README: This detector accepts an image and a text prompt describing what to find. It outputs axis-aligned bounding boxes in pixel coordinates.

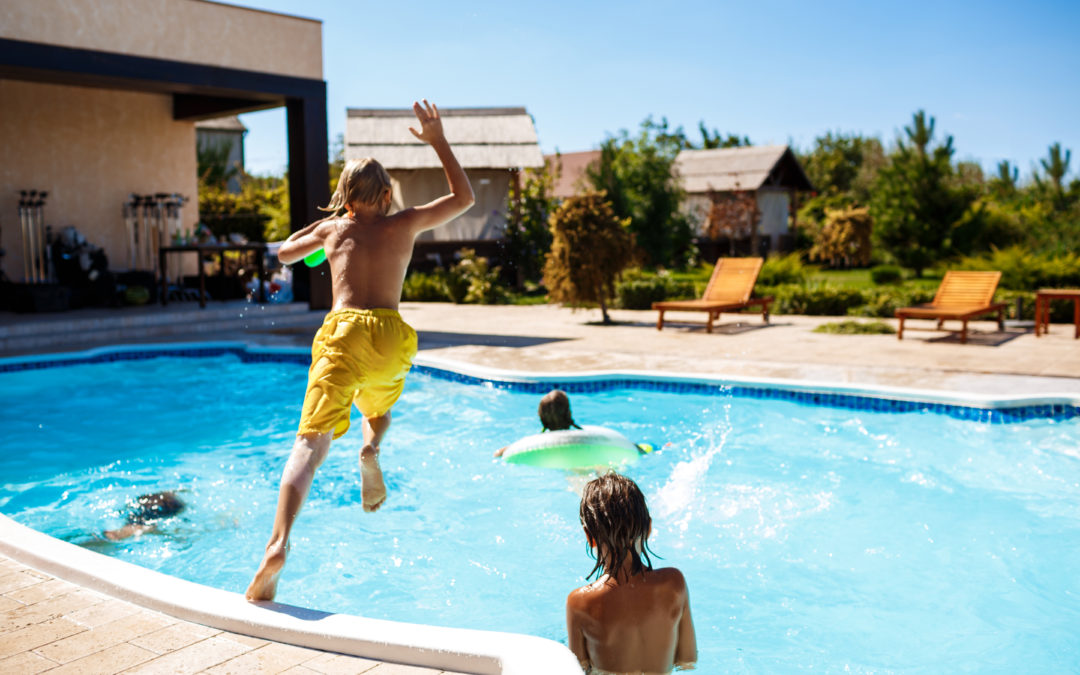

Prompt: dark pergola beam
[174,94,281,121]
[286,93,332,309]
[0,38,324,101]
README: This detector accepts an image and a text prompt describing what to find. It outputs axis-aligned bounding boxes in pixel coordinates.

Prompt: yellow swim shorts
[297,308,418,439]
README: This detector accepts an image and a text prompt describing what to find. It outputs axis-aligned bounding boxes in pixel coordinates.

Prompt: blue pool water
[2,350,1080,672]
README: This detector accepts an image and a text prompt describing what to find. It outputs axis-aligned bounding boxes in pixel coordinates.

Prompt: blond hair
[321,158,392,216]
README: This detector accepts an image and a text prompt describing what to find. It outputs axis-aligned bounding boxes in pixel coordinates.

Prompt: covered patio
[1,0,332,309]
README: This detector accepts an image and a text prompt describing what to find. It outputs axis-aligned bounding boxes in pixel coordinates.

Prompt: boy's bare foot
[246,541,286,602]
[360,446,387,512]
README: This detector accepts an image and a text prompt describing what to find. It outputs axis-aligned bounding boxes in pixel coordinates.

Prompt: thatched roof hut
[346,107,543,248]
[674,145,813,255]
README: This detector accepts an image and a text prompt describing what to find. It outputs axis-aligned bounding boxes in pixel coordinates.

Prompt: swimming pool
[1,343,1079,672]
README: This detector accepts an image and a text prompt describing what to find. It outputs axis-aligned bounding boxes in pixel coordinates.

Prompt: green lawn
[811,269,942,290]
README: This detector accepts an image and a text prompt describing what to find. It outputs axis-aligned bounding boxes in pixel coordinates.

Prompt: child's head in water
[579,473,656,581]
[126,491,185,525]
[539,389,582,431]
[321,157,392,217]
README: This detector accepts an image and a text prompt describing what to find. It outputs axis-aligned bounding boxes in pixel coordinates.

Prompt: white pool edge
[0,515,581,674]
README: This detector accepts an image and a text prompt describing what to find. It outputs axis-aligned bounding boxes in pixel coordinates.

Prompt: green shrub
[953,246,1080,290]
[452,248,508,304]
[758,253,812,286]
[615,272,696,309]
[764,284,868,316]
[401,271,453,302]
[813,320,896,335]
[402,249,510,304]
[870,264,903,285]
[441,269,470,304]
[997,290,1074,322]
[851,286,936,318]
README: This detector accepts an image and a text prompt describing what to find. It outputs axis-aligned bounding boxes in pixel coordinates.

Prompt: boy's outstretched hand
[408,99,446,145]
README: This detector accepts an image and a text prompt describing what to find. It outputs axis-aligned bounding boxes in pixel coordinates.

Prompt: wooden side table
[1034,288,1080,338]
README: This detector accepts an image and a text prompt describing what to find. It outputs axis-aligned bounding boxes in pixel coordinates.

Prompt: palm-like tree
[1039,142,1071,191]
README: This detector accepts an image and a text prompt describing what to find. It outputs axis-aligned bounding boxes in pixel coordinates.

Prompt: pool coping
[4,340,1077,417]
[2,340,1079,674]
[0,515,580,674]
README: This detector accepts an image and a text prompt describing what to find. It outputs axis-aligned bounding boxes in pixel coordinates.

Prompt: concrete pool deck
[1,300,1078,673]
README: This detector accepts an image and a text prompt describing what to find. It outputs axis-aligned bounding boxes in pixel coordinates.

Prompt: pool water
[2,353,1079,672]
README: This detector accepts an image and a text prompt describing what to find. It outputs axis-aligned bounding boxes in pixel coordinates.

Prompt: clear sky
[227,0,1079,183]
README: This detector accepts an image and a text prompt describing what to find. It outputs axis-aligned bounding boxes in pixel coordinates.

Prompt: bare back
[275,100,474,311]
[314,210,426,311]
[566,567,695,674]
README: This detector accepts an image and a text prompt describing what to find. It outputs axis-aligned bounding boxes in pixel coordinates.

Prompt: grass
[811,268,943,290]
[813,320,896,335]
[506,293,549,306]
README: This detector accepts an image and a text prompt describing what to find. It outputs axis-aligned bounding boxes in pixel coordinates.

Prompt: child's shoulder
[566,577,608,607]
[647,566,688,589]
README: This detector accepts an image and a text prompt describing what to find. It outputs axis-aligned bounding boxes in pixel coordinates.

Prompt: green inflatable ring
[501,426,642,470]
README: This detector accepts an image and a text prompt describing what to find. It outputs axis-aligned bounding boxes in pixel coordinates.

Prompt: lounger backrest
[932,270,1002,308]
[703,257,764,303]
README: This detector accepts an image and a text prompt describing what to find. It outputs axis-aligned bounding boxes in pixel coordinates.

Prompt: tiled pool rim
[2,341,1079,674]
[2,341,1078,423]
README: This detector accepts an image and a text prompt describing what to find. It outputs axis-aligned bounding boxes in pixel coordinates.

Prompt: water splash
[654,403,733,532]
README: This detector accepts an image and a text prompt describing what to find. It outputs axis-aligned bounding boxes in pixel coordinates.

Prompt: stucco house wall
[0,80,198,279]
[2,0,322,79]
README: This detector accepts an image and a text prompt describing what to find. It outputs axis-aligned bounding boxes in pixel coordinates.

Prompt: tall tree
[196,139,239,190]
[1039,142,1071,191]
[989,160,1019,197]
[870,110,976,277]
[695,121,750,149]
[543,192,634,325]
[586,117,694,268]
[801,132,883,198]
[504,161,558,286]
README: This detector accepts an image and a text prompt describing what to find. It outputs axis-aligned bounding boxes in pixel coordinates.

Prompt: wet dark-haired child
[566,473,696,674]
[494,389,582,457]
[495,390,656,460]
[104,491,186,541]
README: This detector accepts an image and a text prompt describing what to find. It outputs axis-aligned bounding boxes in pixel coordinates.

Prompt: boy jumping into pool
[567,472,696,673]
[246,100,474,602]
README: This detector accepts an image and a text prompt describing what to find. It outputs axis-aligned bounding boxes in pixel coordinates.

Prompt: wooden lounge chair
[653,257,773,333]
[895,270,1007,344]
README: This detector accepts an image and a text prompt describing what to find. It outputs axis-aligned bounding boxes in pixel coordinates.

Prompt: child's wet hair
[539,389,581,431]
[320,157,392,216]
[579,472,656,581]
[125,491,185,525]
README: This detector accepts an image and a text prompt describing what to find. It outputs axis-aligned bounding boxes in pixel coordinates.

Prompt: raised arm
[404,100,475,232]
[276,216,331,265]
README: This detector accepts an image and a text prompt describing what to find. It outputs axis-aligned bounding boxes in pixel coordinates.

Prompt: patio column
[286,91,331,309]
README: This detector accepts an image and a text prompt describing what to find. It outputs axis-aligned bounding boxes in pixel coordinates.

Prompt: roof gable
[545,150,601,198]
[674,145,813,193]
[345,106,544,170]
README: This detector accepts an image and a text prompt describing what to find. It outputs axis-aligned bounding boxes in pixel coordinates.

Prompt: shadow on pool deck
[418,331,572,349]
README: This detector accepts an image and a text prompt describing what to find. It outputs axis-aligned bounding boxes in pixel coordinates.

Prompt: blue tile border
[406,366,1080,423]
[2,344,1078,424]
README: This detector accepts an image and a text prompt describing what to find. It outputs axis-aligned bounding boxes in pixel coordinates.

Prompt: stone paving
[1,300,1078,673]
[0,554,465,674]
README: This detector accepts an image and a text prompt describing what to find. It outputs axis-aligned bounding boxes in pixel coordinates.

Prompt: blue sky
[228,0,1079,183]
